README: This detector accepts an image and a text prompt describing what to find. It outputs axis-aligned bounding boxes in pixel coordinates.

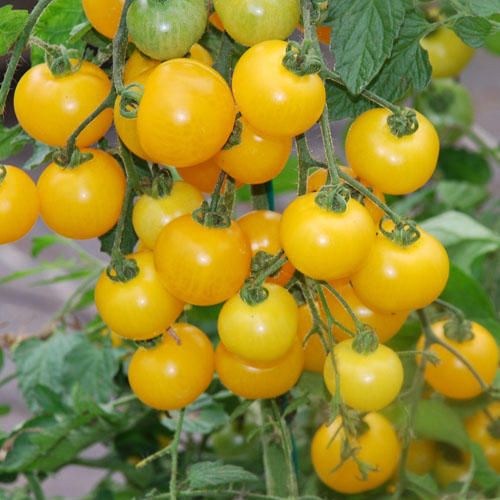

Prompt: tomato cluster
[1,0,498,496]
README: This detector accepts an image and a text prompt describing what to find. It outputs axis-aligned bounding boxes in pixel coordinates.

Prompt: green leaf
[331,0,405,94]
[405,472,439,499]
[31,0,87,65]
[329,10,431,119]
[187,461,258,489]
[0,257,74,285]
[467,0,500,17]
[23,142,53,170]
[0,124,32,161]
[421,211,500,274]
[414,399,470,450]
[0,6,28,56]
[436,180,488,212]
[453,17,493,48]
[470,442,500,490]
[438,147,491,185]
[31,235,63,258]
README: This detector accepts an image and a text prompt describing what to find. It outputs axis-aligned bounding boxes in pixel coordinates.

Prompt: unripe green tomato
[127,0,208,61]
[414,79,474,144]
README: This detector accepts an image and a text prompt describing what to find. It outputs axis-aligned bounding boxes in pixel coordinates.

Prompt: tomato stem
[295,135,321,195]
[168,407,186,500]
[320,282,364,334]
[112,0,134,94]
[250,184,270,210]
[0,0,55,115]
[319,108,341,185]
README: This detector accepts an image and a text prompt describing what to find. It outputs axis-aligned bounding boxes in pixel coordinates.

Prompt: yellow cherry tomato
[137,59,236,167]
[14,61,113,148]
[434,445,471,487]
[215,338,304,399]
[0,166,39,244]
[82,0,124,39]
[323,339,404,411]
[232,40,326,137]
[421,27,475,79]
[177,157,239,194]
[218,283,298,363]
[95,251,185,340]
[465,402,500,472]
[188,43,214,66]
[280,193,375,281]
[311,413,400,493]
[154,215,251,306]
[351,227,449,313]
[123,50,159,84]
[215,118,292,184]
[132,181,204,249]
[407,439,437,476]
[128,323,214,410]
[417,320,499,400]
[345,108,440,195]
[37,149,126,239]
[324,284,409,343]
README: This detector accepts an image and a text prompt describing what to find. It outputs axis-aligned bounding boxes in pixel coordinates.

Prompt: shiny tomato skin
[417,320,499,399]
[237,210,295,286]
[351,227,449,313]
[95,251,184,340]
[82,0,124,38]
[323,339,404,411]
[297,303,327,373]
[307,167,386,223]
[128,323,214,410]
[214,0,300,46]
[177,157,228,193]
[126,0,208,61]
[218,283,298,363]
[232,40,326,137]
[123,50,159,84]
[14,61,113,147]
[154,215,251,306]
[215,118,292,184]
[465,402,500,472]
[420,27,475,78]
[311,413,400,493]
[0,166,39,244]
[132,181,204,249]
[324,284,409,343]
[345,108,440,195]
[280,193,375,281]
[215,338,304,399]
[37,149,126,239]
[137,59,236,167]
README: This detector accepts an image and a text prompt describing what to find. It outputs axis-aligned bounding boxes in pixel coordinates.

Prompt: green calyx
[387,108,420,138]
[106,257,139,283]
[352,325,379,354]
[30,37,82,77]
[315,184,350,213]
[192,201,231,229]
[426,85,455,114]
[120,83,144,119]
[443,317,474,343]
[282,40,322,77]
[240,280,269,306]
[0,165,7,185]
[53,148,94,169]
[222,114,243,151]
[150,167,174,199]
[309,0,329,24]
[379,216,421,247]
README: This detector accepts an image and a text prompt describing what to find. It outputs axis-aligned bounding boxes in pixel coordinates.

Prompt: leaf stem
[169,408,186,500]
[25,473,45,500]
[0,0,55,114]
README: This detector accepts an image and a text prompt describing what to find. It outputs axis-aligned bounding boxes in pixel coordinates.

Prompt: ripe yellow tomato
[128,323,214,410]
[188,43,214,66]
[307,167,386,223]
[37,149,126,239]
[324,284,408,343]
[465,402,500,472]
[215,338,304,399]
[0,166,39,244]
[215,118,292,184]
[421,27,475,78]
[123,50,159,84]
[14,61,113,148]
[297,303,328,373]
[280,193,375,281]
[323,339,404,411]
[218,283,298,363]
[351,227,449,313]
[232,40,326,137]
[137,59,236,167]
[132,181,204,249]
[434,446,471,487]
[177,157,232,193]
[82,0,124,39]
[237,210,295,286]
[154,215,251,305]
[417,320,499,399]
[311,413,400,493]
[407,439,437,476]
[345,108,440,195]
[95,251,184,340]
